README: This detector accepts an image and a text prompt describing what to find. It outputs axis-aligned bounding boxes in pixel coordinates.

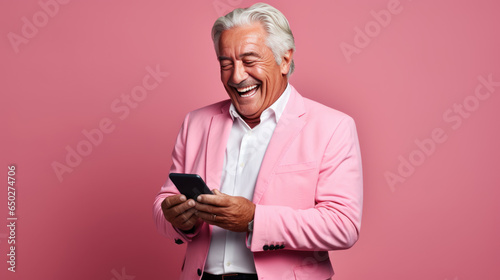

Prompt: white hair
[211,3,295,77]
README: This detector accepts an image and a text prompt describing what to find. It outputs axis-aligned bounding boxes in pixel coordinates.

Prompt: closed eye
[220,63,233,70]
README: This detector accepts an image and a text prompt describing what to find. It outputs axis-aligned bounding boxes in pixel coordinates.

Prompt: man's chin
[234,104,261,119]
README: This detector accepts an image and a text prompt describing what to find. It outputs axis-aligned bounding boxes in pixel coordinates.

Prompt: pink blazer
[153,85,363,280]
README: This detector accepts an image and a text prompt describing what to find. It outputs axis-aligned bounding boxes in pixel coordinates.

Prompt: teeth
[236,85,258,93]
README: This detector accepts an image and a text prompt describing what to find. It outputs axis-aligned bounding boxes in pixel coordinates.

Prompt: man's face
[218,23,291,126]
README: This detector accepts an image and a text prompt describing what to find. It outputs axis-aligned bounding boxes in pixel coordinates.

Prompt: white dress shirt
[204,84,291,274]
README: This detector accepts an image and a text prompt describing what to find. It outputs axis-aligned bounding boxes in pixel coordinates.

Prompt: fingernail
[188,200,195,207]
[180,195,186,201]
[197,196,202,202]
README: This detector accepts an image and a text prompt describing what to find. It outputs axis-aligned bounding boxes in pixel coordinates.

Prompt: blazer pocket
[274,161,318,174]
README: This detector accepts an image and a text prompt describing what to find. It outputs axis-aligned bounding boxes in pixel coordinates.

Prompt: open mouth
[235,84,260,98]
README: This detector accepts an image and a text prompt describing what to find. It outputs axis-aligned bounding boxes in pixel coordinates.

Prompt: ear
[280,49,294,76]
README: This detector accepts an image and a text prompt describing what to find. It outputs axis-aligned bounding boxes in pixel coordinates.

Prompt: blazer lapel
[205,101,233,190]
[252,86,307,204]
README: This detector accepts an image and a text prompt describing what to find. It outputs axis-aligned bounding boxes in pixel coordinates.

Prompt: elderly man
[153,3,363,280]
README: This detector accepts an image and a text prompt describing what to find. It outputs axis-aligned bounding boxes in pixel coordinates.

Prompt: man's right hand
[161,194,199,232]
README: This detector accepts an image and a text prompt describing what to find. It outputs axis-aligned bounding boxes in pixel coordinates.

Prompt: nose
[230,61,248,85]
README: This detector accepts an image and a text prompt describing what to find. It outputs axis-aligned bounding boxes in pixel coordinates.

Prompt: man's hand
[161,194,201,232]
[195,190,255,232]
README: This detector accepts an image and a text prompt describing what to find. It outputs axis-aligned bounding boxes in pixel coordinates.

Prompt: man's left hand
[195,190,255,232]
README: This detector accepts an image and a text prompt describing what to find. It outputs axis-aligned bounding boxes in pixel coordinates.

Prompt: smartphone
[169,173,213,201]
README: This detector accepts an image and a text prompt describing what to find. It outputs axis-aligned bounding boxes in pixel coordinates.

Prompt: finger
[195,210,222,224]
[163,199,196,222]
[194,201,220,214]
[174,208,197,227]
[172,199,196,216]
[177,207,197,221]
[162,194,187,209]
[176,216,198,231]
[197,191,228,206]
[213,189,226,195]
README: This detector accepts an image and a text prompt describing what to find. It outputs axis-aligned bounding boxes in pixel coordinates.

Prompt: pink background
[1,0,499,279]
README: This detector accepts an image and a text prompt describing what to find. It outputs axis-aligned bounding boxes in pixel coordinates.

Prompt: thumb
[213,189,226,196]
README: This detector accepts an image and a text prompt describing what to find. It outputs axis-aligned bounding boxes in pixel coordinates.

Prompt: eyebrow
[218,52,261,61]
[239,52,260,59]
[218,56,231,61]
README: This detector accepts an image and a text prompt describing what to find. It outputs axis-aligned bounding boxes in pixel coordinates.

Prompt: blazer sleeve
[249,116,363,252]
[152,112,203,243]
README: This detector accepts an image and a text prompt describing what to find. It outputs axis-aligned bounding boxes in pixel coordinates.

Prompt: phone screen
[169,173,213,200]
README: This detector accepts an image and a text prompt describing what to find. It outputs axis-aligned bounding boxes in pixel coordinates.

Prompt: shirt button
[239,163,244,168]
[226,262,231,266]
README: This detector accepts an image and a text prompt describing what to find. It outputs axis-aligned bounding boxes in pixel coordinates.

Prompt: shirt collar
[229,83,291,124]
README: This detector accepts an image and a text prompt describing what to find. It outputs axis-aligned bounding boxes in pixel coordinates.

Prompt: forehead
[218,23,268,56]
